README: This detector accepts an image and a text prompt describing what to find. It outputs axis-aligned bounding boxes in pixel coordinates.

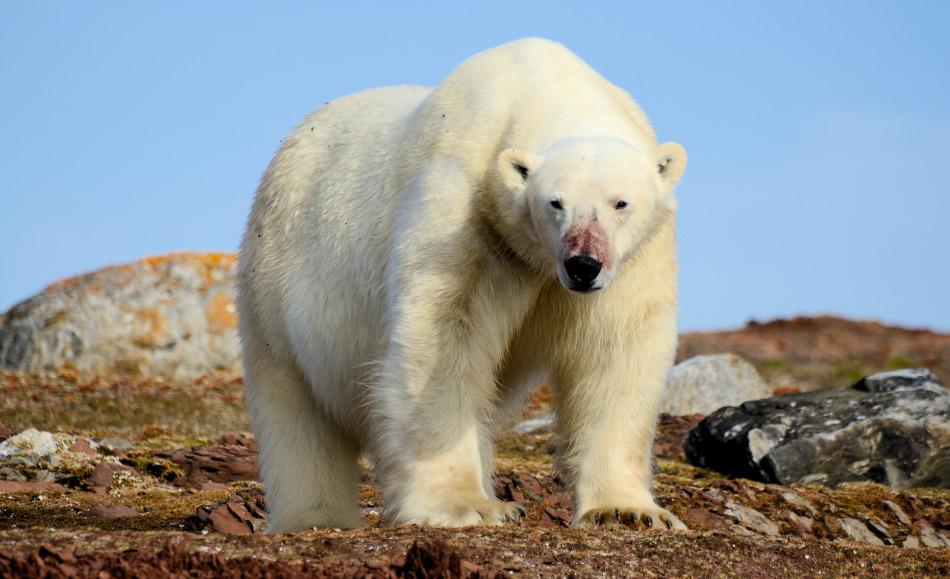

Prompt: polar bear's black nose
[565,256,602,288]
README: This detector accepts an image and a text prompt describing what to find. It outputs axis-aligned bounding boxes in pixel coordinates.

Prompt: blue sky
[1,2,948,331]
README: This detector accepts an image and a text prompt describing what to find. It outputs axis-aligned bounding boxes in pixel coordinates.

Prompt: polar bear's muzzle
[559,220,609,292]
[564,255,602,292]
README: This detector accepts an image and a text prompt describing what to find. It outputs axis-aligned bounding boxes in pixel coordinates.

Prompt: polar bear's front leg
[372,314,524,526]
[554,306,686,531]
[371,161,527,527]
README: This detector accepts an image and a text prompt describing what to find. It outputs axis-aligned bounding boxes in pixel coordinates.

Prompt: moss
[757,358,791,372]
[885,354,918,370]
[832,360,873,386]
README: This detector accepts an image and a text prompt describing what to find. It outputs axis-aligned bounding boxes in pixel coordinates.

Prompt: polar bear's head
[497,137,686,292]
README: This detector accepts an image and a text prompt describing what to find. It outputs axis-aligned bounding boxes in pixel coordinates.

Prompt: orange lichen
[131,308,167,349]
[206,293,238,334]
[45,253,237,292]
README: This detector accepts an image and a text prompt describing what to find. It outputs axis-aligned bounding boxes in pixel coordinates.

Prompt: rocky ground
[1,368,948,577]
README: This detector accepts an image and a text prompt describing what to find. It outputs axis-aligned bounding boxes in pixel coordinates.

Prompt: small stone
[0,467,27,482]
[82,504,138,519]
[686,507,728,530]
[512,414,555,435]
[724,501,779,536]
[207,503,253,534]
[917,521,950,548]
[784,511,813,535]
[779,491,816,514]
[33,470,56,483]
[882,500,912,526]
[837,517,885,546]
[861,516,893,545]
[69,438,96,455]
[90,462,138,490]
[97,438,133,451]
[902,535,920,549]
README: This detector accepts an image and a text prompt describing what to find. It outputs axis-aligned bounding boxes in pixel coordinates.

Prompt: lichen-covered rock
[662,353,773,415]
[0,253,240,378]
[685,369,950,488]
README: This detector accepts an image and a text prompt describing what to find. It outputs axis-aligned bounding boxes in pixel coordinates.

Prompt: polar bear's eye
[549,200,563,210]
[615,200,628,210]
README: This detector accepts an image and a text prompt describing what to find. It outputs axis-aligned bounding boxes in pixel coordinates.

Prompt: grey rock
[855,368,943,393]
[0,253,240,378]
[0,467,26,482]
[862,516,893,545]
[33,469,56,483]
[919,523,950,548]
[837,517,885,546]
[784,511,813,535]
[724,500,779,536]
[662,354,773,416]
[883,500,912,526]
[97,438,134,451]
[685,368,950,488]
[779,491,816,514]
[0,429,59,460]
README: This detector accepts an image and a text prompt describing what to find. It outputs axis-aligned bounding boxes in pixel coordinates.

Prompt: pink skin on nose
[562,220,611,270]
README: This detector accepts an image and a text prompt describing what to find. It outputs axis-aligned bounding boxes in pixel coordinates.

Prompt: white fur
[237,38,688,533]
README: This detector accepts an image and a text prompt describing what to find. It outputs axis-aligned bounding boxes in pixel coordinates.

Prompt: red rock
[207,504,253,534]
[69,437,96,455]
[686,507,729,530]
[82,504,138,519]
[90,462,139,490]
[218,433,255,447]
[155,439,259,488]
[0,481,65,493]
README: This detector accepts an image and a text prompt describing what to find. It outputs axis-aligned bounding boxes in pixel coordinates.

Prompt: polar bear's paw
[393,497,525,527]
[574,505,686,531]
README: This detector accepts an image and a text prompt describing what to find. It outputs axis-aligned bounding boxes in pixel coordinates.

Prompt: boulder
[685,368,949,488]
[0,253,240,378]
[662,353,773,416]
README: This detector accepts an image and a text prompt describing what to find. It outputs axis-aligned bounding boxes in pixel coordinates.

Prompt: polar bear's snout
[564,255,602,290]
[559,220,610,292]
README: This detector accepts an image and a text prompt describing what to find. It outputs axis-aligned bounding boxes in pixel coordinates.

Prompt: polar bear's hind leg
[243,344,363,532]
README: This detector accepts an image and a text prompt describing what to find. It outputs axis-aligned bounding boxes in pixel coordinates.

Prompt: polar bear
[237,38,688,533]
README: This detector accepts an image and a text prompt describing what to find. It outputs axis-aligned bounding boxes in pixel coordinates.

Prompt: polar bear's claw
[575,506,686,531]
[478,500,525,525]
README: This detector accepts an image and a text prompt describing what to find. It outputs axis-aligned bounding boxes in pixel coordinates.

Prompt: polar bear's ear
[498,148,541,192]
[654,142,688,188]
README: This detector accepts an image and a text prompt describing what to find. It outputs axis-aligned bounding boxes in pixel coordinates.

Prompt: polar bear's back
[238,85,431,414]
[404,38,656,162]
